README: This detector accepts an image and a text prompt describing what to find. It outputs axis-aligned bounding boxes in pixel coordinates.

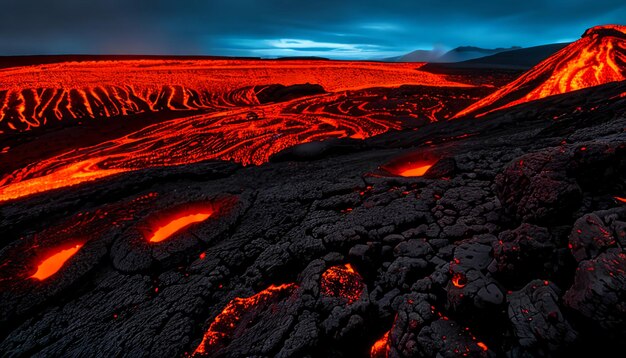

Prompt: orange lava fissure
[370,331,390,358]
[30,243,83,280]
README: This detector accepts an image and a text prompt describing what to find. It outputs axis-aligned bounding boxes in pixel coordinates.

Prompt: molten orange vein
[615,196,626,203]
[30,243,83,280]
[148,211,213,243]
[193,283,296,355]
[371,331,390,358]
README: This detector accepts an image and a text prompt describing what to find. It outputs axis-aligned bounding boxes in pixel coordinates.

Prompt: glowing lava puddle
[148,209,214,243]
[30,243,83,280]
[398,163,433,177]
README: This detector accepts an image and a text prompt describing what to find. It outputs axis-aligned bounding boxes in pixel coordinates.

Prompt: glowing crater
[30,243,83,280]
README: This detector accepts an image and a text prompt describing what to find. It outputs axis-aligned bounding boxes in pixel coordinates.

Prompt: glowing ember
[477,342,488,351]
[370,331,390,358]
[451,273,467,288]
[320,264,364,303]
[148,209,213,243]
[30,243,83,280]
[193,283,296,356]
[456,24,626,118]
[398,163,433,177]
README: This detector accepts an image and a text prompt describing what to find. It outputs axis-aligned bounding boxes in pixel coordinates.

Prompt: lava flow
[193,283,296,356]
[456,24,626,118]
[30,243,83,281]
[0,59,466,133]
[320,264,364,303]
[615,196,626,203]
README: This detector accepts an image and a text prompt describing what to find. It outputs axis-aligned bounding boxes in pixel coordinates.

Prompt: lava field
[1,25,626,357]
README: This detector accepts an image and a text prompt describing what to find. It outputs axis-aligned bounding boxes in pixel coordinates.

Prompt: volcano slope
[455,24,626,118]
[1,68,626,358]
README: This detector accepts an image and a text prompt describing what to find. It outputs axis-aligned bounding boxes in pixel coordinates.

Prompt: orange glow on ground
[193,283,296,356]
[456,25,626,118]
[320,264,364,303]
[398,163,433,177]
[148,211,213,243]
[370,331,390,358]
[30,243,83,280]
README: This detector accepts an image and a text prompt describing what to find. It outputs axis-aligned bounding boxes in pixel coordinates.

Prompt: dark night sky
[1,0,625,59]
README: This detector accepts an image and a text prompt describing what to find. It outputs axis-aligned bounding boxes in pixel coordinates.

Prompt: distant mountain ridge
[388,46,520,63]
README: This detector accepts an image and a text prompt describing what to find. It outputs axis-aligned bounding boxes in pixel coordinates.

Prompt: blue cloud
[0,0,625,58]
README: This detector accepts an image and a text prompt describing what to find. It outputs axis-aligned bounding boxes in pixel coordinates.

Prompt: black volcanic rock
[507,280,577,355]
[496,148,582,223]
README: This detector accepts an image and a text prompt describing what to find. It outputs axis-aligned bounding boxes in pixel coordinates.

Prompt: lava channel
[193,283,296,356]
[320,264,365,304]
[30,243,83,281]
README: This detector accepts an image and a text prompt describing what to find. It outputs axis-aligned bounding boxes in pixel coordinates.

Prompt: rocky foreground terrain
[0,78,625,357]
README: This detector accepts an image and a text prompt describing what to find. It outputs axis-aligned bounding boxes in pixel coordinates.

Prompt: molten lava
[0,58,479,203]
[143,202,219,243]
[320,264,364,303]
[370,331,390,358]
[451,273,467,288]
[398,163,433,177]
[0,59,466,133]
[193,283,296,356]
[30,243,83,280]
[615,196,626,203]
[382,153,438,178]
[148,212,213,243]
[456,25,626,118]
